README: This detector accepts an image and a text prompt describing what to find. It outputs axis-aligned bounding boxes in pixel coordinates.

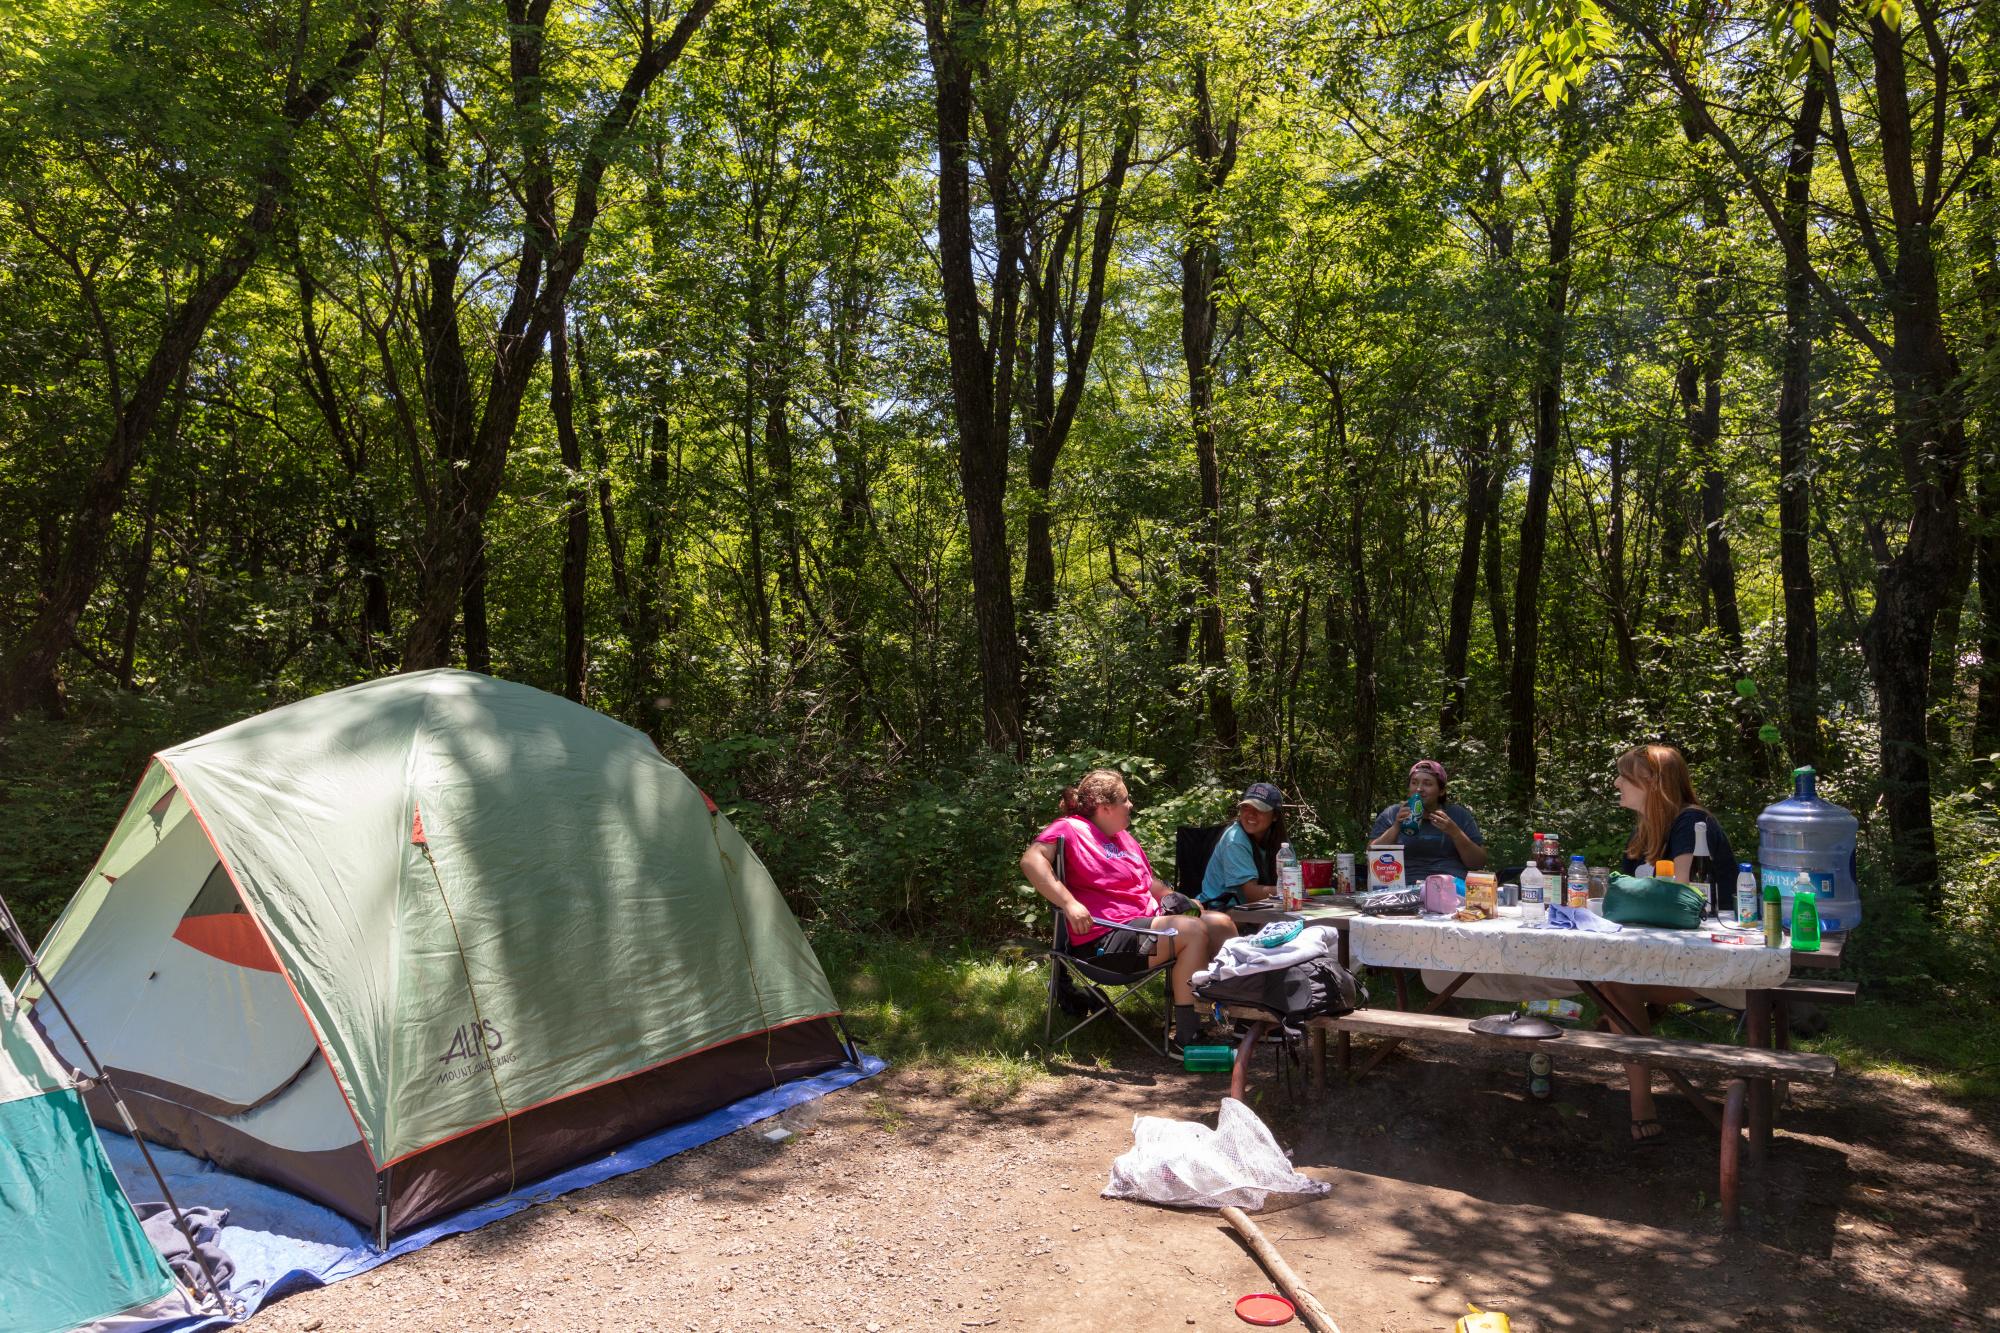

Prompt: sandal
[1629,1118,1666,1147]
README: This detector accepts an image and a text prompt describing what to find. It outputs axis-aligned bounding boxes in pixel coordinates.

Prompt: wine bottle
[1689,819,1715,919]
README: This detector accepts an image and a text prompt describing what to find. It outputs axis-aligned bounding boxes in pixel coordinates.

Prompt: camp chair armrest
[1088,916,1178,938]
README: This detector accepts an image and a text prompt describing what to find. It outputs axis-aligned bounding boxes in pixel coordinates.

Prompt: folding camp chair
[1174,823,1228,899]
[1040,837,1181,1055]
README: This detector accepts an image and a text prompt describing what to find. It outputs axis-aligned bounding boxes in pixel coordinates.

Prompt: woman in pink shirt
[1020,768,1236,1048]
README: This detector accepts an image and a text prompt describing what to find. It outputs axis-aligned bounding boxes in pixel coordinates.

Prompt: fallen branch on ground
[1219,1205,1341,1333]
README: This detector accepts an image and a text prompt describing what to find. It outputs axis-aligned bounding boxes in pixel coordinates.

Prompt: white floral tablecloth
[1349,913,1793,991]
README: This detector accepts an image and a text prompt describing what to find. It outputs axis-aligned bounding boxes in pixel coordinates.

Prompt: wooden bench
[1221,1005,1837,1229]
[1779,978,1859,1004]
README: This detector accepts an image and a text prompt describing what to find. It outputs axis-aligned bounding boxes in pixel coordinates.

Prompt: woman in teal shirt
[1198,782,1286,908]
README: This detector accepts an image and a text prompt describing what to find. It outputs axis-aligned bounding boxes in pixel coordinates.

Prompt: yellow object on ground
[1455,1305,1511,1333]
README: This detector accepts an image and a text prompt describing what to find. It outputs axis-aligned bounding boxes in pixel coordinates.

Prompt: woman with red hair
[1605,743,1736,1145]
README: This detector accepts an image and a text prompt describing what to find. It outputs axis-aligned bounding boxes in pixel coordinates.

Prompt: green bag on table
[1601,874,1706,929]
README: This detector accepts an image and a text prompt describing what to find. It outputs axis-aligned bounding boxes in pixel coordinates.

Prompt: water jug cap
[1792,766,1817,799]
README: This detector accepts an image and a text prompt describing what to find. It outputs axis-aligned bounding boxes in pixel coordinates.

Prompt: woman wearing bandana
[1368,759,1487,883]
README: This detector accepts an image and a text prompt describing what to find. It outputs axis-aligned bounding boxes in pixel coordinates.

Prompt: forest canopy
[0,0,1995,1002]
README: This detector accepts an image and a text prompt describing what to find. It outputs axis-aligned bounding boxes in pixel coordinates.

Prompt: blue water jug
[1756,767,1860,932]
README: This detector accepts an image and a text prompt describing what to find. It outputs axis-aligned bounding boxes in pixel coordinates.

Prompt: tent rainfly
[22,670,851,1243]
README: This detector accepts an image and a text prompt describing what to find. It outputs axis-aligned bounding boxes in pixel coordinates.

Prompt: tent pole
[832,1014,862,1067]
[0,890,236,1317]
[375,1168,391,1252]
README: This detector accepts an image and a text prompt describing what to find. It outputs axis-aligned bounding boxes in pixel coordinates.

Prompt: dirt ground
[247,1042,1999,1332]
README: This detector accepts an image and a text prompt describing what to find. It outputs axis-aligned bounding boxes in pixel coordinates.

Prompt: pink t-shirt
[1036,815,1159,944]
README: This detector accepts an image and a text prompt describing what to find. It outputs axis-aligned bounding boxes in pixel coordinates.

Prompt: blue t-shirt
[1369,802,1484,882]
[1199,823,1267,907]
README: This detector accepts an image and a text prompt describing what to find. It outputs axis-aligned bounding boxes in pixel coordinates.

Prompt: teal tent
[0,986,181,1333]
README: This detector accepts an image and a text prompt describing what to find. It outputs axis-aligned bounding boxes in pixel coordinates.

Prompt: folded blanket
[1192,928,1334,985]
[135,1202,235,1293]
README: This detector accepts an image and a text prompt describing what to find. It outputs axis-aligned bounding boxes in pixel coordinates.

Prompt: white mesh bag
[1103,1097,1331,1209]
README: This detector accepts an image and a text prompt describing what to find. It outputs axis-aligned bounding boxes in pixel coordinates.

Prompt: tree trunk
[1675,141,1764,774]
[116,465,165,692]
[0,5,383,718]
[552,319,589,702]
[922,0,1022,753]
[460,539,491,673]
[1601,431,1641,682]
[742,248,774,683]
[1928,551,1972,761]
[1974,109,2000,758]
[1483,445,1511,681]
[1777,34,1827,771]
[1442,417,1499,739]
[1336,377,1377,826]
[1182,55,1240,757]
[1857,13,1971,916]
[764,257,803,666]
[401,0,717,671]
[825,254,878,737]
[1977,449,2000,759]
[1017,7,1138,708]
[1506,130,1578,805]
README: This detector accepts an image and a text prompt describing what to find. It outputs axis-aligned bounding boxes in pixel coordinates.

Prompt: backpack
[1193,956,1365,1025]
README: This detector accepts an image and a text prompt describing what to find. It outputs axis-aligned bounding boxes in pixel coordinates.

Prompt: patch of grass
[1793,996,2000,1101]
[818,933,1161,1103]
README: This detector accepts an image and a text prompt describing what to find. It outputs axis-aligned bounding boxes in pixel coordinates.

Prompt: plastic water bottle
[1519,863,1547,925]
[1758,766,1861,932]
[1564,855,1589,909]
[1790,871,1821,951]
[1277,843,1302,910]
[1734,863,1759,924]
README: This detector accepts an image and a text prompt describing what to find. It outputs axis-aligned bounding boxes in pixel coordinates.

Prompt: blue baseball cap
[1238,782,1284,813]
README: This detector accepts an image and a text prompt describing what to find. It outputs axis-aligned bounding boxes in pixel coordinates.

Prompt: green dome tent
[24,670,850,1243]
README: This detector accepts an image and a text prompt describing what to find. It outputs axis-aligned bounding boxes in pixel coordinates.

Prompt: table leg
[1310,1028,1327,1096]
[1578,980,1723,1133]
[1355,972,1473,1078]
[1393,969,1410,1011]
[1746,990,1772,1163]
[1720,1079,1747,1230]
[1773,993,1792,1109]
[1337,930,1353,1073]
[1230,1021,1270,1104]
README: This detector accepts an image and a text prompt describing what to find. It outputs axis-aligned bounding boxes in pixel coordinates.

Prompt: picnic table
[1223,898,1847,1225]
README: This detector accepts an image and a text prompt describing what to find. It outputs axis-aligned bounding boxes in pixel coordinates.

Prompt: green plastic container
[1182,1044,1235,1073]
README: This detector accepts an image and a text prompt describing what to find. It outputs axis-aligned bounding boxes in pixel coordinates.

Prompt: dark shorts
[1068,925,1157,974]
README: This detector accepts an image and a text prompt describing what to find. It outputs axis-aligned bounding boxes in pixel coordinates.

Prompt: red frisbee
[1235,1292,1297,1326]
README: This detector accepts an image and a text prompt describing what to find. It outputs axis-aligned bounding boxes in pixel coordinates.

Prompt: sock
[1175,1004,1198,1045]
